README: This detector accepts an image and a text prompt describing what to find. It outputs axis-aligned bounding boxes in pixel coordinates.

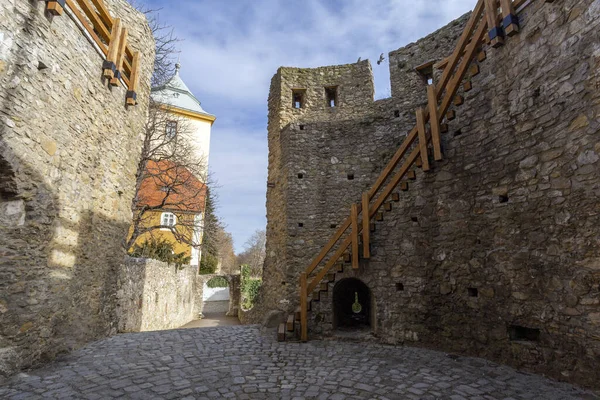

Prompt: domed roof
[151,63,215,119]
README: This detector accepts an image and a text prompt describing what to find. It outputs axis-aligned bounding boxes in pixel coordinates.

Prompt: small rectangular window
[325,86,338,107]
[161,212,177,228]
[415,61,435,86]
[292,89,306,109]
[166,121,178,139]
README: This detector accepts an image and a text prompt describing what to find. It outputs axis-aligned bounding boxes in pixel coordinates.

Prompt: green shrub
[199,253,218,274]
[240,265,262,310]
[207,276,228,288]
[129,237,190,269]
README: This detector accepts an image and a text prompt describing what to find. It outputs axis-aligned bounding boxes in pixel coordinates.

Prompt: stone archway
[333,278,372,331]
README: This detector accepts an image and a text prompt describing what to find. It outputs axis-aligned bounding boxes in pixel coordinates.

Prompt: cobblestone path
[1,326,597,399]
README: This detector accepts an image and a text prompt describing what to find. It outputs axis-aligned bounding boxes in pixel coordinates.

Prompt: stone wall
[0,0,154,378]
[117,258,197,332]
[196,274,241,317]
[261,0,600,389]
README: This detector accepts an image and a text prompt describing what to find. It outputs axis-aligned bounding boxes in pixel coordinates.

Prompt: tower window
[415,61,435,86]
[165,121,178,139]
[325,86,338,107]
[292,89,306,109]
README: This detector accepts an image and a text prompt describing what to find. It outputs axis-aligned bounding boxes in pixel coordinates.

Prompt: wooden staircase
[279,0,537,342]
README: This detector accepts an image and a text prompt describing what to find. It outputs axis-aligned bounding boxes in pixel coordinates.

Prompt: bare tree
[237,230,266,277]
[126,1,180,86]
[126,104,210,251]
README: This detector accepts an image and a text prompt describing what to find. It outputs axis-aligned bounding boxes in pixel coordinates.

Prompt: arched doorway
[333,278,371,331]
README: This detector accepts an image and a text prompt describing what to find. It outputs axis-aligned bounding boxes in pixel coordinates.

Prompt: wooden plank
[370,223,376,232]
[477,51,487,62]
[65,0,108,55]
[500,0,519,36]
[400,182,409,191]
[435,0,485,98]
[277,323,285,342]
[427,85,443,161]
[416,108,430,172]
[470,64,480,77]
[126,51,140,105]
[103,18,121,79]
[464,81,473,92]
[454,95,464,106]
[47,1,65,15]
[351,203,359,270]
[376,212,384,221]
[438,21,487,119]
[300,272,308,342]
[446,110,456,120]
[110,27,128,86]
[89,0,113,29]
[75,0,111,43]
[361,192,370,259]
[392,193,400,202]
[369,147,421,218]
[384,202,392,212]
[484,0,504,48]
[407,170,416,180]
[307,237,352,293]
[287,314,295,332]
[440,123,449,133]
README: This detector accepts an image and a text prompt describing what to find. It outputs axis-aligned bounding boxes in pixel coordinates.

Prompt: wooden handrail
[299,0,532,342]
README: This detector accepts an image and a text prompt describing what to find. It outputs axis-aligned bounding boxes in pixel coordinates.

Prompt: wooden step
[454,95,464,106]
[477,50,487,62]
[336,263,344,272]
[295,307,301,322]
[343,253,351,263]
[392,193,400,202]
[313,290,320,301]
[376,212,384,221]
[278,323,286,342]
[469,64,480,77]
[327,273,335,282]
[440,123,449,133]
[370,222,376,232]
[463,81,473,92]
[287,314,295,332]
[320,282,328,291]
[446,110,456,121]
[400,182,409,191]
[384,202,392,212]
[407,170,416,180]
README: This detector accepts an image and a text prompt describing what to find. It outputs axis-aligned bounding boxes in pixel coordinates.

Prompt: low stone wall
[117,258,197,332]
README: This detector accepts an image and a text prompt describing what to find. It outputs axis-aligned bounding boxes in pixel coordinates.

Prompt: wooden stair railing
[278,0,531,343]
[43,0,142,105]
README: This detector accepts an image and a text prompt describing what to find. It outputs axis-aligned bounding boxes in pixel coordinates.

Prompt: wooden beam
[416,108,430,172]
[300,272,307,341]
[103,18,121,79]
[307,237,352,293]
[47,0,65,15]
[484,0,504,48]
[277,323,285,342]
[65,0,108,55]
[427,85,443,161]
[361,193,370,259]
[435,0,485,98]
[500,0,519,36]
[110,27,128,86]
[351,203,359,270]
[286,314,295,332]
[89,0,113,29]
[126,51,140,106]
[75,0,111,43]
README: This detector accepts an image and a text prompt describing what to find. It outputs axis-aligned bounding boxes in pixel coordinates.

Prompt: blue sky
[139,0,475,253]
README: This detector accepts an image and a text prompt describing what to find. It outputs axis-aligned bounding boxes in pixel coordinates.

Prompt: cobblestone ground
[0,326,598,400]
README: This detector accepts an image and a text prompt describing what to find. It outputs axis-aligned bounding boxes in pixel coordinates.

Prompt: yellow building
[129,63,215,266]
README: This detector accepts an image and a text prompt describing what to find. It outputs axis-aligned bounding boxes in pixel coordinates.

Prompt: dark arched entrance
[333,278,371,330]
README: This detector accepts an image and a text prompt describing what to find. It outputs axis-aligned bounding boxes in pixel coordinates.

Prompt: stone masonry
[0,0,154,379]
[117,258,198,333]
[257,0,600,390]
